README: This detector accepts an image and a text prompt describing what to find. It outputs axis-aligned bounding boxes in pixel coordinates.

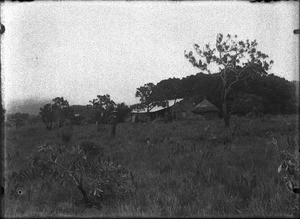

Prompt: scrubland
[3,115,299,217]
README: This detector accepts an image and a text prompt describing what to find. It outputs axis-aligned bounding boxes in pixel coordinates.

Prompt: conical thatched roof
[192,96,219,113]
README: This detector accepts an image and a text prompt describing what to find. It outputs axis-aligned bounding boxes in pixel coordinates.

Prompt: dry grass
[3,115,299,217]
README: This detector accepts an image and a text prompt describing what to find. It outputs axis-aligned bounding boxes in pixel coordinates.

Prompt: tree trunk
[44,118,52,130]
[77,182,89,205]
[59,116,63,127]
[222,100,230,128]
[222,86,231,128]
[42,115,48,130]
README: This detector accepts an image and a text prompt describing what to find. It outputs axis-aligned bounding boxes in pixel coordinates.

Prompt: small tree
[30,141,136,206]
[185,33,273,127]
[88,94,116,124]
[52,97,71,127]
[39,103,56,130]
[116,103,131,123]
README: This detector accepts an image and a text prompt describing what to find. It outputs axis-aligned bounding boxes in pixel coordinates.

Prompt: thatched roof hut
[192,96,219,119]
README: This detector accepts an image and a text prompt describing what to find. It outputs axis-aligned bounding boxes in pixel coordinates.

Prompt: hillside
[5,98,51,116]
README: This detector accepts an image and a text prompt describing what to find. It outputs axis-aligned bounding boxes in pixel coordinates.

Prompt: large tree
[185,33,273,127]
[135,83,167,115]
[155,78,185,100]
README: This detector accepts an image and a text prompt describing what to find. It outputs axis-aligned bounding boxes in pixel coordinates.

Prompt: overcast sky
[1,1,299,107]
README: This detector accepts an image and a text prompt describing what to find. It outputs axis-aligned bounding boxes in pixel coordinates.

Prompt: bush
[79,140,104,160]
[23,142,137,207]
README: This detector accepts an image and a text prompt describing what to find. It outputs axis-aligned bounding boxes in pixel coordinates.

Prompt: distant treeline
[153,72,298,116]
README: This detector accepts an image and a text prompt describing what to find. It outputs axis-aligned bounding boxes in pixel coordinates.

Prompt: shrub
[271,136,300,214]
[28,142,137,207]
[79,140,104,160]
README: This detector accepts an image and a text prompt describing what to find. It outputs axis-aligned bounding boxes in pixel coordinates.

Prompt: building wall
[131,113,148,123]
[198,111,220,120]
[131,99,198,122]
[171,99,195,120]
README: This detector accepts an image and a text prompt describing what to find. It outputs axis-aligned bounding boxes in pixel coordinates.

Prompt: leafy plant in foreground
[30,141,137,207]
[271,137,299,214]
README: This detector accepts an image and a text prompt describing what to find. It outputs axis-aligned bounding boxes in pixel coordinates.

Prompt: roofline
[131,98,184,113]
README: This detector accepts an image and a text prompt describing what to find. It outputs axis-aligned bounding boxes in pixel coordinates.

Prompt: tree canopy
[135,83,168,112]
[136,72,297,117]
[184,33,274,126]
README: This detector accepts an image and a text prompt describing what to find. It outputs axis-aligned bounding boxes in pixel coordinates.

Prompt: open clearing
[3,115,299,217]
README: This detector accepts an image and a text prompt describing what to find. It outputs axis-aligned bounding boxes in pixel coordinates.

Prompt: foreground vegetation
[3,114,299,217]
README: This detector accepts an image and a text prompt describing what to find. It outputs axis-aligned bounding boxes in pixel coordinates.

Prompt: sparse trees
[185,33,273,127]
[39,97,71,130]
[88,94,116,124]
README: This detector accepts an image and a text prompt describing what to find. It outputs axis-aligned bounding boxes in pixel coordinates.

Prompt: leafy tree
[185,33,273,127]
[135,83,168,115]
[155,78,185,100]
[52,97,72,127]
[116,103,131,123]
[130,103,146,112]
[234,73,297,115]
[39,103,56,130]
[88,94,116,124]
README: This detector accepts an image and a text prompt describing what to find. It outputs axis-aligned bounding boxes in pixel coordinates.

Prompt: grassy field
[3,115,299,217]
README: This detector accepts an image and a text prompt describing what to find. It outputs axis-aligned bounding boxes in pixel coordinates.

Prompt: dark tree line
[134,34,296,127]
[144,72,297,117]
[185,33,273,127]
[38,95,132,130]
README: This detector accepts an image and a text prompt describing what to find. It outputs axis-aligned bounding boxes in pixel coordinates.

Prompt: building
[192,96,220,120]
[171,97,197,120]
[131,98,184,122]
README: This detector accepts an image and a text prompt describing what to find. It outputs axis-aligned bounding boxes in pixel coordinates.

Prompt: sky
[1,1,299,107]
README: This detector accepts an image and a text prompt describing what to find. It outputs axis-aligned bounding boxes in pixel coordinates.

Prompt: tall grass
[3,115,299,217]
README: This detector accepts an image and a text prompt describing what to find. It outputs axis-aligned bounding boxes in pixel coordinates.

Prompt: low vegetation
[3,114,299,217]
